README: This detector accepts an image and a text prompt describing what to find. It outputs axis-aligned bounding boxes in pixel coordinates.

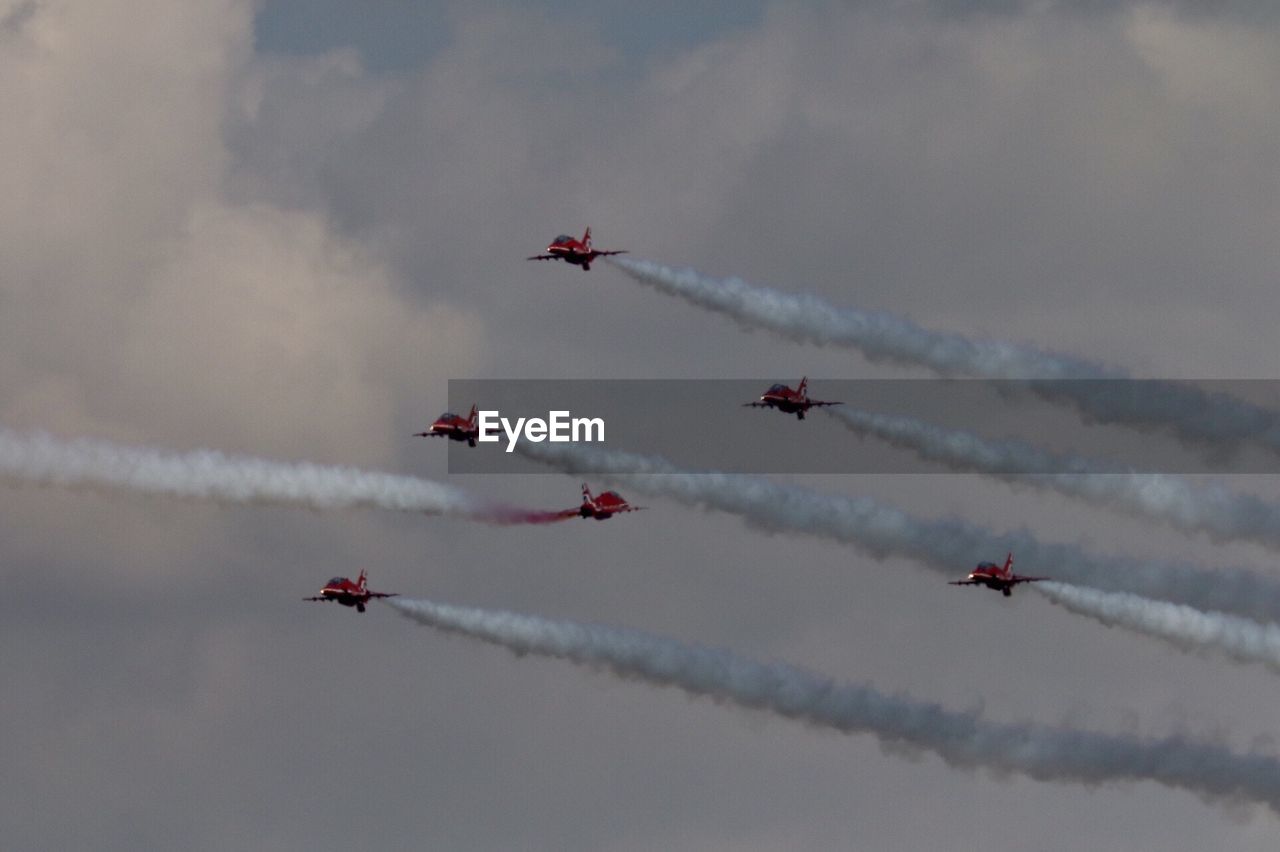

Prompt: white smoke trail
[1036,582,1280,674]
[0,427,567,524]
[608,257,1280,454]
[827,407,1280,550]
[516,441,1280,622]
[389,596,1280,814]
[611,257,1109,379]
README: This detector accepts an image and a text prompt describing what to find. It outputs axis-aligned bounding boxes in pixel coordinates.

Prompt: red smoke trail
[470,505,578,525]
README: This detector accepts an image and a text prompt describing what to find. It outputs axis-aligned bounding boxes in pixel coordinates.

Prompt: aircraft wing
[413,431,445,437]
[593,250,628,258]
[302,596,332,602]
[1010,575,1048,584]
[742,401,773,408]
[947,579,980,586]
[807,400,843,407]
[366,592,399,599]
[527,254,559,261]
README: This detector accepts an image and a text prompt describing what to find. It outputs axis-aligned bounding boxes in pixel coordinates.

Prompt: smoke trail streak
[1036,582,1280,674]
[0,428,570,525]
[608,257,1280,453]
[611,257,1112,378]
[827,407,1280,550]
[516,441,1280,622]
[389,596,1280,814]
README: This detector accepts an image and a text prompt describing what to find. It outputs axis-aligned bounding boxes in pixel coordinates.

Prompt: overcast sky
[3,1,1280,849]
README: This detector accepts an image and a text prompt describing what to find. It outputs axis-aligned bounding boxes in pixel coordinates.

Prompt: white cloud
[0,0,485,461]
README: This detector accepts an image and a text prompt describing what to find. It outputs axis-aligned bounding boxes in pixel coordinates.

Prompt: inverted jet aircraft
[304,570,398,613]
[743,377,841,420]
[575,483,644,520]
[948,553,1045,597]
[526,228,627,271]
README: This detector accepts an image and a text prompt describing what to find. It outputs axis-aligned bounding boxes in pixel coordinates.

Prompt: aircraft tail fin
[581,482,593,505]
[797,376,808,399]
[467,403,478,429]
[582,227,592,250]
[1003,553,1014,575]
[356,569,368,591]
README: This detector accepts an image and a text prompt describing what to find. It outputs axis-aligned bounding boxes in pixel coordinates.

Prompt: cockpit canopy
[553,234,573,244]
[975,562,998,571]
[767,384,788,393]
[327,577,346,586]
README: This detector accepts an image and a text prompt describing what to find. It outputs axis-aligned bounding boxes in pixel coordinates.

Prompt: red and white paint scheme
[526,227,627,271]
[742,377,842,420]
[575,482,644,520]
[415,404,483,447]
[948,553,1046,597]
[303,570,398,613]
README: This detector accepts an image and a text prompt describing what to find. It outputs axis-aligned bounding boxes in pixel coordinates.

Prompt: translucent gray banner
[442,380,1280,474]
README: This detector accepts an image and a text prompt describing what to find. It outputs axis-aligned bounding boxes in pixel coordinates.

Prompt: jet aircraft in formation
[379,239,1047,611]
[304,570,398,613]
[948,553,1045,597]
[743,377,842,420]
[527,227,627,271]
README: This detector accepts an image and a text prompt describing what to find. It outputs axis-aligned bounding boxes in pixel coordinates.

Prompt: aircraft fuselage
[758,395,808,418]
[967,573,1016,596]
[549,247,592,269]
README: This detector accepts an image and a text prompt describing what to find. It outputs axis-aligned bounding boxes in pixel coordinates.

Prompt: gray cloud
[6,0,1280,848]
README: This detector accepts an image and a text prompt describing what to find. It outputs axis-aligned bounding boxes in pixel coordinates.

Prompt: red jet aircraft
[575,483,644,520]
[304,570,398,613]
[948,553,1045,597]
[526,227,627,271]
[414,404,494,447]
[743,377,842,420]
